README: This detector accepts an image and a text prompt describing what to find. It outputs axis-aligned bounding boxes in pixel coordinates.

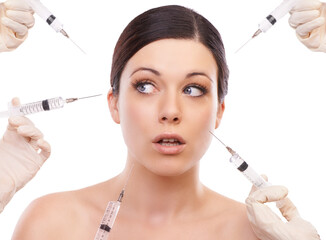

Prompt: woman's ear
[215,101,225,129]
[108,89,120,124]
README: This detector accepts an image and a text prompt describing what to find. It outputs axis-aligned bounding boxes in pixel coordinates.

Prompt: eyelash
[183,84,208,97]
[131,79,209,96]
[131,79,155,94]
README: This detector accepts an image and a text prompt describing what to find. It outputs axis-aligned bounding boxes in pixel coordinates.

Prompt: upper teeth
[162,139,178,143]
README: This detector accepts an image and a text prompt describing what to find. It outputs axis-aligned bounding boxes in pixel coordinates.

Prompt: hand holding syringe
[25,0,86,53]
[209,130,321,240]
[209,131,288,208]
[236,0,298,52]
[0,94,102,118]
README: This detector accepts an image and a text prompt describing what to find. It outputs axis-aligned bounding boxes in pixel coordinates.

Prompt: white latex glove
[246,181,320,240]
[289,0,326,52]
[0,98,50,213]
[0,0,34,52]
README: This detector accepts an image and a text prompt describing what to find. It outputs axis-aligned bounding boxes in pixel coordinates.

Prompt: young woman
[11,5,320,240]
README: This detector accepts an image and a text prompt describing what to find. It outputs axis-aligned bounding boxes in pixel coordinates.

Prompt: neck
[115,157,204,222]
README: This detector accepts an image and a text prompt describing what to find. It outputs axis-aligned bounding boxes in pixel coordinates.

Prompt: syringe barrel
[271,0,297,20]
[9,97,65,116]
[230,154,270,189]
[258,0,297,32]
[26,0,64,32]
[94,201,121,240]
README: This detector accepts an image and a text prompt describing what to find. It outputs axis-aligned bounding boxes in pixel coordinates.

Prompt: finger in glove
[278,197,301,221]
[37,139,51,161]
[8,115,35,131]
[296,17,325,37]
[291,0,322,12]
[6,10,34,28]
[11,97,21,106]
[17,125,44,150]
[4,0,32,12]
[289,10,321,28]
[247,185,288,204]
[1,16,28,37]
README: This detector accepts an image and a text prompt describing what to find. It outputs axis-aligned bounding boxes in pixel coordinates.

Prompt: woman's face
[109,39,224,176]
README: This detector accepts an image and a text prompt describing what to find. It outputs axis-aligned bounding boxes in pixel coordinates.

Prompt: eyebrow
[130,67,213,82]
[186,72,213,82]
[130,67,161,77]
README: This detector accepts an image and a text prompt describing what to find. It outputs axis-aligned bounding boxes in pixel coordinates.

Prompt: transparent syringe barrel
[259,0,297,32]
[11,97,65,116]
[94,201,121,240]
[25,0,64,32]
[271,0,297,20]
[229,154,270,189]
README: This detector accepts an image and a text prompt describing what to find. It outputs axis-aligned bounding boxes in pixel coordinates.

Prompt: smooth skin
[12,39,259,240]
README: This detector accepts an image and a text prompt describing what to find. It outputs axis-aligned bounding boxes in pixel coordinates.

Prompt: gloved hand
[289,0,326,52]
[246,180,320,240]
[0,0,34,52]
[0,98,50,213]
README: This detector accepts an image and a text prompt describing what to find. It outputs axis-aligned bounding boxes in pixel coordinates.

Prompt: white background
[0,0,325,238]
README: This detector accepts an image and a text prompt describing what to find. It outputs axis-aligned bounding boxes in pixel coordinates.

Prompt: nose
[158,93,182,124]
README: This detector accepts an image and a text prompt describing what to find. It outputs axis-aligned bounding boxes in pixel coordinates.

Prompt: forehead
[122,39,218,80]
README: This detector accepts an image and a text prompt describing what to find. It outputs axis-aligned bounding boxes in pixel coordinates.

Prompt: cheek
[185,97,217,131]
[184,99,217,157]
[119,94,156,150]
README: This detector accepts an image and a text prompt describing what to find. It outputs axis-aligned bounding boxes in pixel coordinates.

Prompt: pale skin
[12,39,259,240]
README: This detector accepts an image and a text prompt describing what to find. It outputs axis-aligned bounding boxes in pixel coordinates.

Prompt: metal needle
[235,29,262,53]
[66,94,102,103]
[69,37,87,54]
[209,131,236,155]
[118,163,135,202]
[209,130,227,147]
[235,37,253,53]
[59,29,86,54]
[78,94,102,100]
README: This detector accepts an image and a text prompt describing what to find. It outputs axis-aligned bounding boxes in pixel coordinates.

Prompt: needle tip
[78,94,103,100]
[69,37,87,54]
[209,131,227,147]
[235,37,253,53]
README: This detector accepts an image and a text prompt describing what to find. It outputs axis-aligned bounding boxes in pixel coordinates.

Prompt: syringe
[236,0,298,52]
[94,164,134,240]
[0,94,102,118]
[209,131,270,189]
[25,0,86,54]
[94,191,124,240]
[209,131,286,208]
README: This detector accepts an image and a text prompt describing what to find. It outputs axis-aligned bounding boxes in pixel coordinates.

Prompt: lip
[153,133,186,144]
[152,133,186,155]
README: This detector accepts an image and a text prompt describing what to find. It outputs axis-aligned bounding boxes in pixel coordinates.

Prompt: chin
[142,155,198,177]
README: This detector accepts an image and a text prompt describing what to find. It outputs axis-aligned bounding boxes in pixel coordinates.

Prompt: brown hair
[111,5,229,102]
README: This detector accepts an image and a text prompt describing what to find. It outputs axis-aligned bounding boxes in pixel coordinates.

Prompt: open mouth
[158,138,182,146]
[152,134,186,154]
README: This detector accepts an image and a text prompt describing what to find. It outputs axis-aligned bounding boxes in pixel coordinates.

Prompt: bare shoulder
[12,181,113,240]
[12,191,78,239]
[204,188,259,240]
